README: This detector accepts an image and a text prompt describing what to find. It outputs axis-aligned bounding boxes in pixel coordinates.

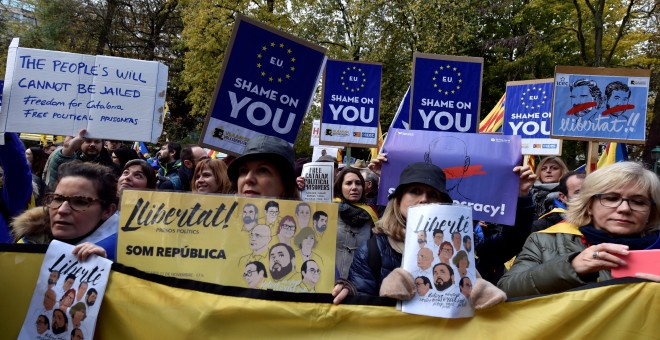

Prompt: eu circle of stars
[432,64,462,95]
[520,86,547,109]
[256,41,296,83]
[341,66,367,93]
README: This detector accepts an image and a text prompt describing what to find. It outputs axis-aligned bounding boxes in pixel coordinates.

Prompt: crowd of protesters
[1,129,659,310]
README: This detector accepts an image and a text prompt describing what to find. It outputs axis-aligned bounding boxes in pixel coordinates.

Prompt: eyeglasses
[44,194,104,212]
[594,193,653,212]
[243,270,256,277]
[417,239,426,244]
[307,268,321,274]
[440,248,453,254]
[281,224,296,231]
[267,210,279,215]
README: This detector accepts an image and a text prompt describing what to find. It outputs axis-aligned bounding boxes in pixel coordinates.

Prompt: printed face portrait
[278,217,297,241]
[570,84,596,117]
[243,263,265,288]
[48,271,60,287]
[452,233,461,251]
[417,231,427,247]
[72,309,85,327]
[606,90,630,113]
[433,231,443,246]
[36,315,48,334]
[60,290,75,309]
[86,291,97,307]
[43,289,56,311]
[266,206,279,224]
[63,277,75,292]
[296,204,311,228]
[249,225,272,253]
[439,242,454,264]
[301,234,315,253]
[269,244,294,280]
[72,328,84,340]
[52,309,67,334]
[242,205,257,225]
[415,277,431,297]
[433,263,454,291]
[417,247,433,270]
[76,282,88,301]
[302,260,320,285]
[314,214,328,233]
[460,277,473,298]
[463,237,472,253]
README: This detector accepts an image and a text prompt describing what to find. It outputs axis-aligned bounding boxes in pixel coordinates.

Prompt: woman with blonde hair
[192,158,232,194]
[530,156,569,217]
[499,161,660,297]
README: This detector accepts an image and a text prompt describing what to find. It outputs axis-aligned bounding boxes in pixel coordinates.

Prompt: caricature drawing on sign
[567,79,603,121]
[602,81,634,120]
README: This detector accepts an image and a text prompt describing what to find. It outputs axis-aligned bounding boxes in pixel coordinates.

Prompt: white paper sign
[301,162,335,202]
[401,204,475,318]
[18,240,112,340]
[311,146,339,162]
[310,119,320,146]
[0,38,168,142]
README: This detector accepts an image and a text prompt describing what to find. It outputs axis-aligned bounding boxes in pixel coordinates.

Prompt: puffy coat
[347,234,401,296]
[335,202,375,279]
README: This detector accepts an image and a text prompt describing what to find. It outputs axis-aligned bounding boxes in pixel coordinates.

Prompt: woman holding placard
[227,135,299,199]
[12,161,120,261]
[332,160,536,307]
[498,162,660,297]
[334,167,378,279]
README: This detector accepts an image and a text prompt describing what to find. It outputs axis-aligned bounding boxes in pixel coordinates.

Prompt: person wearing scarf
[499,162,660,297]
[333,167,378,280]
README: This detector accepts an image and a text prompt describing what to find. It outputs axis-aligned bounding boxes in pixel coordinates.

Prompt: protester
[227,135,299,199]
[529,156,569,218]
[118,159,157,195]
[531,171,586,232]
[12,161,120,261]
[179,145,209,191]
[26,146,49,205]
[498,162,660,297]
[334,167,378,279]
[192,158,231,194]
[111,147,140,171]
[156,142,184,190]
[332,160,535,309]
[44,129,120,189]
[0,133,33,243]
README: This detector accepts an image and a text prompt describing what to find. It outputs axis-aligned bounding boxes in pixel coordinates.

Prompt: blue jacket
[0,133,33,243]
[347,234,401,296]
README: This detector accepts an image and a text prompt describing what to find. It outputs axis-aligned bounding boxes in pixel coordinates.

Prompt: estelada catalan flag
[479,93,505,133]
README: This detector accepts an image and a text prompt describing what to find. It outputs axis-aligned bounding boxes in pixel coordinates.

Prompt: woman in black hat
[332,160,536,308]
[227,135,300,199]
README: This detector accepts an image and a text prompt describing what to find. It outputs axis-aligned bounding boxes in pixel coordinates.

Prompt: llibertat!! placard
[200,15,327,155]
[0,38,167,142]
[117,190,338,293]
[320,59,382,147]
[401,204,475,318]
[550,66,650,143]
[503,79,561,155]
[410,53,483,133]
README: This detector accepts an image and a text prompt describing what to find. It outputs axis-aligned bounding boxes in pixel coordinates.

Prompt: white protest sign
[401,203,475,318]
[301,162,334,202]
[311,146,339,162]
[310,119,320,146]
[0,38,168,142]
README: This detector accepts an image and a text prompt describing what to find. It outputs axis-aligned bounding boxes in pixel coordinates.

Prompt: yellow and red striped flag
[479,94,506,133]
[370,122,384,161]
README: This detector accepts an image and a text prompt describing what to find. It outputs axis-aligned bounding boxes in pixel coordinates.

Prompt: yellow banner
[1,250,658,339]
[117,190,338,293]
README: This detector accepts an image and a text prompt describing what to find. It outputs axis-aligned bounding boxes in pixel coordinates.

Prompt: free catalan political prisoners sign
[550,65,651,143]
[320,59,382,147]
[410,53,483,133]
[200,15,327,155]
[0,38,168,142]
[117,190,338,294]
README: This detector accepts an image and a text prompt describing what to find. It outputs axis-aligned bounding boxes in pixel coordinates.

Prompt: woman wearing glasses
[498,162,660,297]
[12,161,119,261]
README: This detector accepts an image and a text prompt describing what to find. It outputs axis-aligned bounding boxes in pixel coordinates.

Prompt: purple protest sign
[378,128,522,225]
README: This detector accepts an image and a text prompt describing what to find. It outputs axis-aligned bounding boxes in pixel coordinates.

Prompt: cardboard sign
[410,53,483,133]
[550,66,650,143]
[378,128,521,225]
[0,38,167,142]
[200,15,327,155]
[117,190,338,293]
[504,79,561,155]
[300,162,335,202]
[401,204,475,318]
[310,119,320,146]
[19,240,112,340]
[320,59,381,147]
